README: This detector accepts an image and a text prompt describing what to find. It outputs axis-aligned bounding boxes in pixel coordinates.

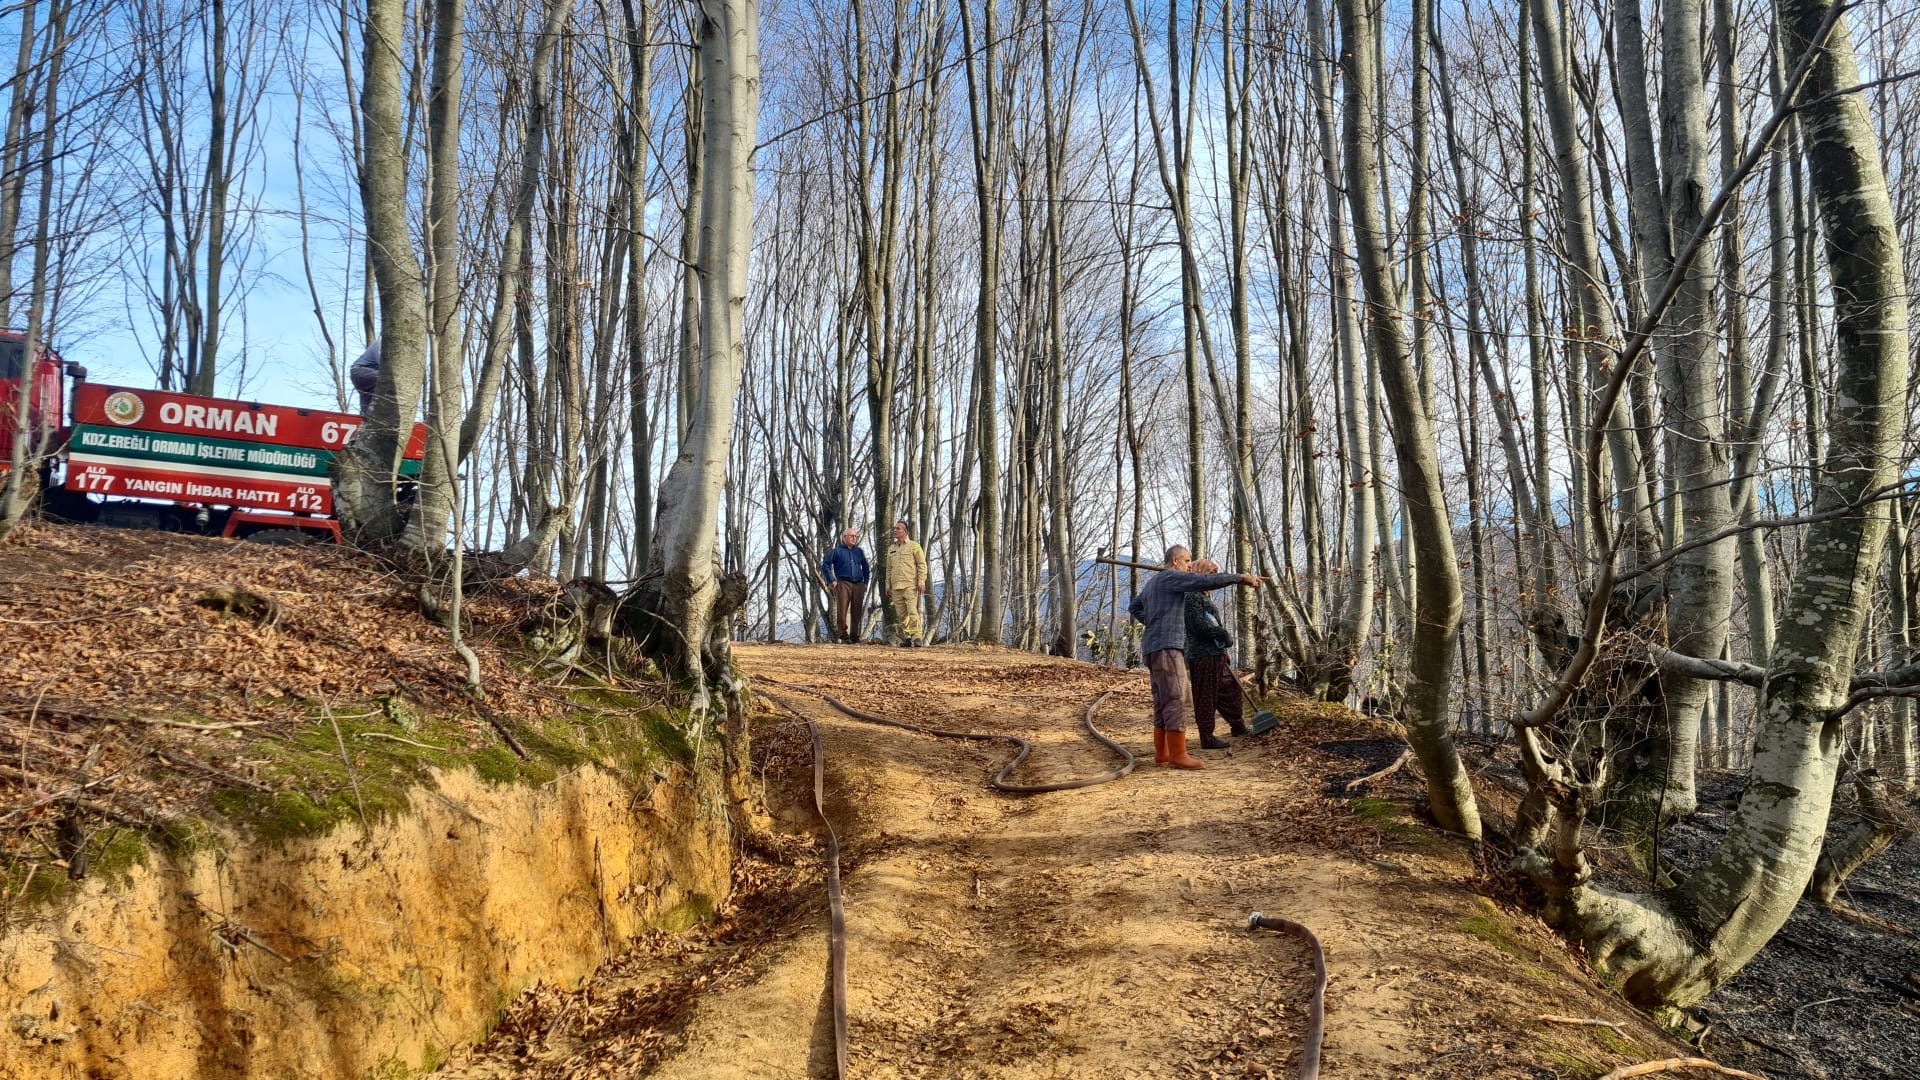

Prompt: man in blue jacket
[821,528,872,643]
[1128,546,1262,769]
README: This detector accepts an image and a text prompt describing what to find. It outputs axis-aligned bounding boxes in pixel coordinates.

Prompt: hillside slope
[0,524,731,1077]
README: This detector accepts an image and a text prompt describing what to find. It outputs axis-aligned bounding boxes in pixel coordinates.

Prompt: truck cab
[0,330,68,471]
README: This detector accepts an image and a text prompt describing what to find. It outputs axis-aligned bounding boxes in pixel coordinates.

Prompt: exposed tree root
[1597,1057,1766,1080]
[1344,747,1413,792]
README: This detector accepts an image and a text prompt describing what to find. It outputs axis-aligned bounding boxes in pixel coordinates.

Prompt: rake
[1230,668,1281,735]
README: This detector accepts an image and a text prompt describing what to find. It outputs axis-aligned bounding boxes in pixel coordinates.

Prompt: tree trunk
[634,0,761,839]
[958,0,1004,644]
[1335,0,1479,840]
[1040,0,1074,658]
[402,0,469,551]
[0,0,37,323]
[1548,2,1908,1006]
[1304,0,1373,702]
[1619,0,1735,824]
[334,0,427,543]
[0,0,64,544]
[460,0,571,468]
[622,0,655,575]
[1809,767,1916,907]
[192,0,230,397]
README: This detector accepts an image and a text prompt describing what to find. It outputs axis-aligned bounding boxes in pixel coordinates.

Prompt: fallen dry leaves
[0,521,570,863]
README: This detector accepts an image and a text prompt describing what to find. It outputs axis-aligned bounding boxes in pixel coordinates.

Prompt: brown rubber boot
[1166,731,1207,770]
[1154,729,1170,766]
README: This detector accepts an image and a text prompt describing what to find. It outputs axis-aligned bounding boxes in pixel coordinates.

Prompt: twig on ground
[0,763,150,829]
[468,696,530,760]
[1597,1058,1767,1080]
[0,762,125,826]
[155,749,273,794]
[356,732,447,752]
[319,698,366,825]
[1791,996,1850,1034]
[1536,1014,1628,1033]
[129,716,266,732]
[0,609,135,626]
[1344,747,1414,792]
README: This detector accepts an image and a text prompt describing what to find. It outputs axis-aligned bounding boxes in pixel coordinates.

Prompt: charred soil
[1663,771,1920,1080]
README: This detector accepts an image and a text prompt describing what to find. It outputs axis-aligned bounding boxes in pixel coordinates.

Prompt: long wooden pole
[1096,555,1268,579]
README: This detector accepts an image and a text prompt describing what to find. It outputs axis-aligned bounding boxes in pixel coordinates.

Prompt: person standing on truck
[820,528,871,643]
[884,520,929,646]
[1184,559,1250,749]
[1128,546,1262,770]
[349,338,382,413]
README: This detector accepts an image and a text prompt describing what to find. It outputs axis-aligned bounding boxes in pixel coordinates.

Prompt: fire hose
[1248,913,1329,1080]
[763,682,1327,1078]
[822,689,1135,793]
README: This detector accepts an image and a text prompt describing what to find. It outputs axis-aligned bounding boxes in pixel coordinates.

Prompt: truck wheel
[243,528,315,547]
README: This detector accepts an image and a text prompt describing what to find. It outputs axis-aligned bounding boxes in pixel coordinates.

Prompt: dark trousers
[831,580,868,642]
[1190,653,1244,738]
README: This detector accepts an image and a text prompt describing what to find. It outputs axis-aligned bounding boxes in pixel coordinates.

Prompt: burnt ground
[1463,749,1919,1080]
[1663,771,1920,1080]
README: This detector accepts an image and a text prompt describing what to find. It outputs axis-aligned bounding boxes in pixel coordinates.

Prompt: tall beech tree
[622,0,761,835]
[1334,0,1478,840]
[1518,0,1915,1006]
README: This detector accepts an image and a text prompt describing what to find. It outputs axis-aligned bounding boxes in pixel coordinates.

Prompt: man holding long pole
[1127,546,1263,769]
[1185,559,1250,748]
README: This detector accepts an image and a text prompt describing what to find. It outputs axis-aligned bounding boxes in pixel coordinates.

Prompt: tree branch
[1648,645,1766,687]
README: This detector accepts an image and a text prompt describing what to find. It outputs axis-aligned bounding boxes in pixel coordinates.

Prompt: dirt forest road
[442,645,1680,1080]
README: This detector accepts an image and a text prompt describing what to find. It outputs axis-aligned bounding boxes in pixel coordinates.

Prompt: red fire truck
[1,331,423,542]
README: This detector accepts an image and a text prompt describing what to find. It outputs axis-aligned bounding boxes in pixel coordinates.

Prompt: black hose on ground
[1248,912,1328,1080]
[808,711,850,1080]
[820,690,1134,793]
[763,681,1327,1079]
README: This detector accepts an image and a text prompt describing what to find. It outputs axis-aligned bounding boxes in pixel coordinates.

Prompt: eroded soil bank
[1,763,730,1079]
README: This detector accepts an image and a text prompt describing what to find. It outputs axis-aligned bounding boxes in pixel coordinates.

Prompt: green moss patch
[1587,1025,1642,1057]
[1460,897,1526,957]
[655,894,718,933]
[1350,794,1433,846]
[1538,1043,1606,1078]
[2,824,160,916]
[201,694,699,845]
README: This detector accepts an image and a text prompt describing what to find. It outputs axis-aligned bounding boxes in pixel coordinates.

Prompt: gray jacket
[1128,570,1241,656]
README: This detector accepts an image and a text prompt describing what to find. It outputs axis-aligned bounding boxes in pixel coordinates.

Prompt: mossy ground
[1460,896,1526,956]
[3,684,700,920]
[1350,792,1433,846]
[207,688,692,842]
[1534,1023,1648,1078]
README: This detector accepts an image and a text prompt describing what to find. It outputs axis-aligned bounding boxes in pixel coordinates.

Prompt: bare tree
[623,0,761,834]
[1334,0,1479,840]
